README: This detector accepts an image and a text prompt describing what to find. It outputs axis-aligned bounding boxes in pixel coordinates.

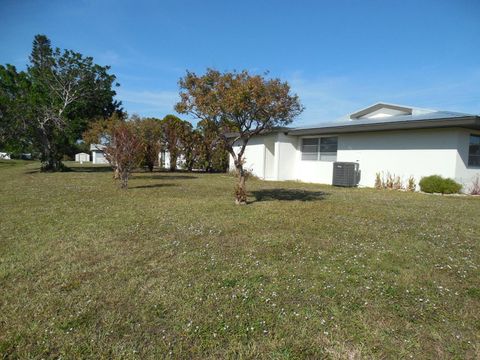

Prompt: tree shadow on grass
[134,174,198,180]
[251,188,329,202]
[129,183,177,189]
[69,166,113,173]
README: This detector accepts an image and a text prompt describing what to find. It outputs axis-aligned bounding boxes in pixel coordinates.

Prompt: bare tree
[104,122,143,189]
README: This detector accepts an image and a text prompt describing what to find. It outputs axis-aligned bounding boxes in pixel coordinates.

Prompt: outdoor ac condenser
[332,162,359,187]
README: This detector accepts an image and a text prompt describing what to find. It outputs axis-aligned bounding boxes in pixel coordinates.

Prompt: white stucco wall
[230,128,479,192]
[230,136,267,178]
[92,150,108,164]
[276,133,297,181]
[454,129,480,190]
[336,129,459,188]
[293,136,336,184]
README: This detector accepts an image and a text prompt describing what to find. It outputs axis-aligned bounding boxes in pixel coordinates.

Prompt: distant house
[230,102,480,190]
[158,150,185,170]
[90,144,185,169]
[90,144,108,164]
[0,152,11,160]
[75,152,90,163]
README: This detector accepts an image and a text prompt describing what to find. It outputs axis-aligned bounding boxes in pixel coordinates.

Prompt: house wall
[454,129,480,189]
[230,136,267,177]
[264,135,276,179]
[293,135,336,184]
[92,150,108,164]
[334,129,459,188]
[276,133,297,180]
[231,128,477,191]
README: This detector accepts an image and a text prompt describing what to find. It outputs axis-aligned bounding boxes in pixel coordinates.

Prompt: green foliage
[160,114,189,171]
[134,117,162,171]
[419,175,462,194]
[0,34,121,171]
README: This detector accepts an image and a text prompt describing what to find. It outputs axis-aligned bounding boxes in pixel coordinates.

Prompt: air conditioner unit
[332,162,359,187]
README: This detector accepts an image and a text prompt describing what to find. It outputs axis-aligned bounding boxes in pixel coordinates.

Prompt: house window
[319,137,338,161]
[469,134,480,167]
[301,137,338,161]
[301,138,319,160]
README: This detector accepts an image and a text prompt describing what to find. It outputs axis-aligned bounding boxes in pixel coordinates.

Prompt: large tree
[0,35,121,170]
[160,114,189,171]
[196,119,229,173]
[135,117,163,172]
[0,65,32,154]
[175,69,303,204]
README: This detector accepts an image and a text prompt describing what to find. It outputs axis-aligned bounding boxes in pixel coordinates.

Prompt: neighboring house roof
[90,144,106,151]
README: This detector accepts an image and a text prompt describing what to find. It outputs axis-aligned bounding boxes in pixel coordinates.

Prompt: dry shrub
[469,175,480,195]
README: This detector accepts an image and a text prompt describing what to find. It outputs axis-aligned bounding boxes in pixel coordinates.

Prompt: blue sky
[1,0,479,126]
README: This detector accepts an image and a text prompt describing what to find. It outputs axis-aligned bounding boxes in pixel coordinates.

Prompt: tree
[196,119,228,172]
[135,117,162,171]
[0,65,32,154]
[0,35,121,170]
[160,114,188,171]
[104,122,143,189]
[175,69,303,204]
[82,112,125,178]
[180,123,201,171]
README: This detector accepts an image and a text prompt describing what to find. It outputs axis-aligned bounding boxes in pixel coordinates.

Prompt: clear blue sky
[1,0,479,126]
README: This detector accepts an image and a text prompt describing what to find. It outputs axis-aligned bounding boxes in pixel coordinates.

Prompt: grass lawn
[1,160,479,358]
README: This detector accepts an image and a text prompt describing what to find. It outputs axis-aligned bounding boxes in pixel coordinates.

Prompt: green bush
[419,175,462,194]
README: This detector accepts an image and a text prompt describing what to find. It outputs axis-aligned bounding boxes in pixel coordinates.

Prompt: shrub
[374,173,382,190]
[375,172,406,190]
[469,175,480,195]
[407,176,416,192]
[419,175,462,194]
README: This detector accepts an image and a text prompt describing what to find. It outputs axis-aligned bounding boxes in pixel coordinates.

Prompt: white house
[74,152,90,163]
[158,151,186,170]
[230,103,480,190]
[90,145,185,169]
[90,144,109,164]
[0,152,11,160]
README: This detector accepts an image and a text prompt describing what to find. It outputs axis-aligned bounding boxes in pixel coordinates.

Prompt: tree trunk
[40,133,63,172]
[234,161,247,205]
[120,169,129,189]
[169,154,177,172]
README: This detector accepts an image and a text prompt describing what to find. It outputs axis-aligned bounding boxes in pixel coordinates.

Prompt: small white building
[230,103,480,191]
[75,152,90,163]
[158,150,185,170]
[0,152,11,160]
[90,144,109,164]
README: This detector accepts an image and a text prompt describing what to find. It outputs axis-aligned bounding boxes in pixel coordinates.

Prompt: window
[301,138,319,160]
[469,134,480,167]
[301,137,338,161]
[319,137,338,161]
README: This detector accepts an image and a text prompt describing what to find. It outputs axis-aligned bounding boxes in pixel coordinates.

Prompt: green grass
[1,160,479,358]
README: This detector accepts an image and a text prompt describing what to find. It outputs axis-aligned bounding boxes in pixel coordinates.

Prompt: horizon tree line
[0,35,303,203]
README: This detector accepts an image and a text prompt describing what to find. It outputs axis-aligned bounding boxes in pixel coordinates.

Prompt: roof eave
[287,116,480,136]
